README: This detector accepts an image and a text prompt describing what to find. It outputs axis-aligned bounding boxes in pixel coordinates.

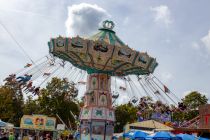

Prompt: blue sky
[0,0,210,101]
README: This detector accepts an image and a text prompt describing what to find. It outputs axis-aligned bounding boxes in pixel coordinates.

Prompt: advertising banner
[45,117,56,130]
[33,115,46,130]
[20,115,34,129]
[20,115,56,130]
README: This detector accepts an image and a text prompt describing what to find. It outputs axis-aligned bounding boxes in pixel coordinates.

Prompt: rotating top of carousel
[48,20,158,76]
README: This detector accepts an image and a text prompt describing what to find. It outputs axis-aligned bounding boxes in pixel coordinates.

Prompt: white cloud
[65,3,109,37]
[123,17,129,26]
[201,30,210,53]
[191,42,200,50]
[161,39,171,44]
[150,5,173,26]
[160,72,173,83]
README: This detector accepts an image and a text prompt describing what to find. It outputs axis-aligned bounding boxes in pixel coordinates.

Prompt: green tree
[182,91,208,110]
[114,103,138,132]
[181,91,208,120]
[172,91,208,122]
[0,85,24,126]
[38,77,80,129]
[23,95,41,115]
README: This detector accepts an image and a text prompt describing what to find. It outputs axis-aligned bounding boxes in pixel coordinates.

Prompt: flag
[164,85,170,93]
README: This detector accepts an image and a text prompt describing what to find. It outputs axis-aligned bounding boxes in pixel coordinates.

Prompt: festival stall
[14,114,57,139]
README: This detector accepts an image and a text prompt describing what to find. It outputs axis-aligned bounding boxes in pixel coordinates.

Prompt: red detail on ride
[164,85,170,93]
[24,63,32,68]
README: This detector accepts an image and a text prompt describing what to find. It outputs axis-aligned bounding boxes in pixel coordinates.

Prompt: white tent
[0,119,14,129]
[124,120,174,134]
[0,120,6,127]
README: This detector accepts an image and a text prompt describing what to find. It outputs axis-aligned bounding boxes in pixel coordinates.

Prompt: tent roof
[0,120,14,128]
[125,120,174,132]
[0,120,6,127]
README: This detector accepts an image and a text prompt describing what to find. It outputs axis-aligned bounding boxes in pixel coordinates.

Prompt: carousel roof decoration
[48,20,158,76]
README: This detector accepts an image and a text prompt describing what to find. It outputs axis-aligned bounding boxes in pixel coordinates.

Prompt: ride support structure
[80,73,114,140]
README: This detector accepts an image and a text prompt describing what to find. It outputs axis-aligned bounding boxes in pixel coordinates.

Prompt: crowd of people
[0,132,14,140]
[0,130,74,140]
[136,96,188,125]
[137,97,187,114]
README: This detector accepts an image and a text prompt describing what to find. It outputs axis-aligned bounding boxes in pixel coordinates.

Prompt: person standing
[8,132,14,140]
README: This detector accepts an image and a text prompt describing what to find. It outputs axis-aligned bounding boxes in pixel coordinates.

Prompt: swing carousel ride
[2,20,185,140]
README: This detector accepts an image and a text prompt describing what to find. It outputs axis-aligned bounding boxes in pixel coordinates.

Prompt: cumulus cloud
[201,30,210,53]
[191,42,200,50]
[160,72,173,83]
[150,5,173,26]
[65,3,109,37]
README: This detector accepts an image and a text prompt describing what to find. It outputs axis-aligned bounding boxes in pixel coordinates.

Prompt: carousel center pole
[80,73,115,140]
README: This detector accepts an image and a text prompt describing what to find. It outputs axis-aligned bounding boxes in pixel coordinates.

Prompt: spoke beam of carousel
[48,20,158,140]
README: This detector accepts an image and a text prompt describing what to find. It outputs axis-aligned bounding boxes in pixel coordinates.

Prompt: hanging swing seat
[78,81,86,85]
[119,86,126,91]
[112,93,119,99]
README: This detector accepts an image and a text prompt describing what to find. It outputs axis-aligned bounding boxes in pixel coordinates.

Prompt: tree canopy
[182,91,208,110]
[0,77,80,128]
[0,78,209,131]
[114,103,138,132]
[173,91,208,122]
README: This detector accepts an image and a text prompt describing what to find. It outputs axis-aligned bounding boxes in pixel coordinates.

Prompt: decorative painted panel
[99,74,109,91]
[68,36,88,54]
[92,107,107,120]
[54,36,66,52]
[80,121,91,140]
[92,121,105,140]
[113,45,136,64]
[98,93,108,107]
[80,108,92,120]
[134,52,150,69]
[106,110,115,121]
[88,40,114,70]
[86,90,97,106]
[90,75,98,90]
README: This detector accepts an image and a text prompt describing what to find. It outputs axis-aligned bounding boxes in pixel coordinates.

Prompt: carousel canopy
[48,20,158,76]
